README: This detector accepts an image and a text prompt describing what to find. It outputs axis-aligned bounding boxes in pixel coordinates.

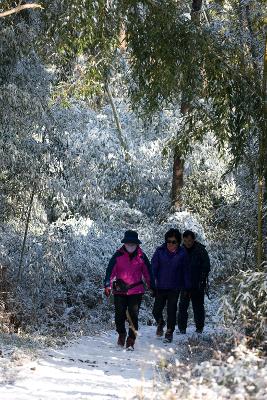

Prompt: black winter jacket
[183,241,211,290]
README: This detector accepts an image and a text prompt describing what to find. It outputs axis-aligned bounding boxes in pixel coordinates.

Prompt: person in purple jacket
[104,230,155,350]
[152,228,187,343]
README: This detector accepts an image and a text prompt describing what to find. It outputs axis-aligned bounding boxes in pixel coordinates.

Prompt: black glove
[150,288,157,298]
[184,290,191,299]
[199,274,208,289]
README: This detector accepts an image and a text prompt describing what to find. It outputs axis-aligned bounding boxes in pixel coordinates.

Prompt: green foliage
[38,0,265,168]
[122,0,265,164]
[42,0,123,99]
[124,1,195,111]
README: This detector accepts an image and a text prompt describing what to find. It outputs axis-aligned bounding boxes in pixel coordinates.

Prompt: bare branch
[0,3,43,18]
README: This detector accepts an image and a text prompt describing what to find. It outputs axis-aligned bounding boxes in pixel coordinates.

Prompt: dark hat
[121,230,142,244]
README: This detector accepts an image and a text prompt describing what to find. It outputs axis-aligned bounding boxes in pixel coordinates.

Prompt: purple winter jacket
[152,244,187,290]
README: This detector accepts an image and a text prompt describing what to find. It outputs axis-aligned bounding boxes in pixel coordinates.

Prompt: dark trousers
[152,289,180,333]
[178,289,205,331]
[114,294,142,339]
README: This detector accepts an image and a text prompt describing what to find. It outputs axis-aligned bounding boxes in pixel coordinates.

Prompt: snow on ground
[0,324,220,400]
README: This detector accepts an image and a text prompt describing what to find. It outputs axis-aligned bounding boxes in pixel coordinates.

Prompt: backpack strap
[113,279,143,293]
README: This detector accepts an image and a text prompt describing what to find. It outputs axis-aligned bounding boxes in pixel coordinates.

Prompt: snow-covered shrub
[221,264,267,345]
[49,98,178,221]
[182,136,257,285]
[1,216,115,334]
[183,138,235,219]
[1,204,206,335]
[155,341,267,399]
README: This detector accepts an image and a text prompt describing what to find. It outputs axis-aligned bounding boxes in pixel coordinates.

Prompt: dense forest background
[0,0,266,369]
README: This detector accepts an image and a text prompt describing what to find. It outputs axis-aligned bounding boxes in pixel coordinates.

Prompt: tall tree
[172,0,205,210]
[40,1,266,250]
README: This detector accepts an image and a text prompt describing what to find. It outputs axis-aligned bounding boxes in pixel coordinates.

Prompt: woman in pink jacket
[104,230,154,350]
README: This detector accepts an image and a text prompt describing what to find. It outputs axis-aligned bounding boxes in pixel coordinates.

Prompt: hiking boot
[163,329,173,343]
[126,336,135,351]
[117,333,126,347]
[156,324,164,337]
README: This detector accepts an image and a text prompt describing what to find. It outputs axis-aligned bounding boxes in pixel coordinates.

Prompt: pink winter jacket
[104,246,154,295]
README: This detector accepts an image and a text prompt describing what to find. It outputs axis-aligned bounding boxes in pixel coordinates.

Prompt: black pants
[178,289,205,331]
[114,294,142,339]
[152,289,180,333]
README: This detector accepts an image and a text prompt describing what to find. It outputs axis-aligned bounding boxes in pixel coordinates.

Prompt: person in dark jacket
[177,230,211,334]
[104,230,155,350]
[152,228,187,343]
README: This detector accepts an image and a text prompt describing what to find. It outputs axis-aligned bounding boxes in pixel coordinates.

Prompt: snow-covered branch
[0,3,43,18]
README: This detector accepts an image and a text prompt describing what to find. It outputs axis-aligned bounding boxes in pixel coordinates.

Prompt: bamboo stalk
[17,185,36,281]
[262,35,267,261]
[257,177,264,267]
[105,82,130,163]
[256,35,267,267]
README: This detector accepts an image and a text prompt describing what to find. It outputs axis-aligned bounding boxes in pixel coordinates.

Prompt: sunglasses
[166,240,178,245]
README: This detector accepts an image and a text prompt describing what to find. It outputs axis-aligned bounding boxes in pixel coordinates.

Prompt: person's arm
[198,246,211,290]
[141,252,155,289]
[181,249,190,290]
[151,249,160,286]
[201,247,211,277]
[104,252,118,288]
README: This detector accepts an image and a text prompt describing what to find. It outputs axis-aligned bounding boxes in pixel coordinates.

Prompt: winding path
[1,325,216,399]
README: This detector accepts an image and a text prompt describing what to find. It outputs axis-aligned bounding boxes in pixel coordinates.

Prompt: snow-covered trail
[1,324,219,400]
[1,326,179,400]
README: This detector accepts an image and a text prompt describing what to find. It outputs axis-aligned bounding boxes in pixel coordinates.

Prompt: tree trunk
[192,0,203,12]
[175,1,203,209]
[171,148,184,210]
[191,0,202,23]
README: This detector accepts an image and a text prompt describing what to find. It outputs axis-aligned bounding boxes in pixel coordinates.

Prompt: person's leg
[166,290,180,334]
[152,290,167,327]
[127,294,143,339]
[191,289,205,332]
[177,291,191,333]
[114,295,127,344]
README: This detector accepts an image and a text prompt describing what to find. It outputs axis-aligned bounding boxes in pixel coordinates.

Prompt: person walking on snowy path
[104,230,155,350]
[152,228,187,343]
[177,230,211,334]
